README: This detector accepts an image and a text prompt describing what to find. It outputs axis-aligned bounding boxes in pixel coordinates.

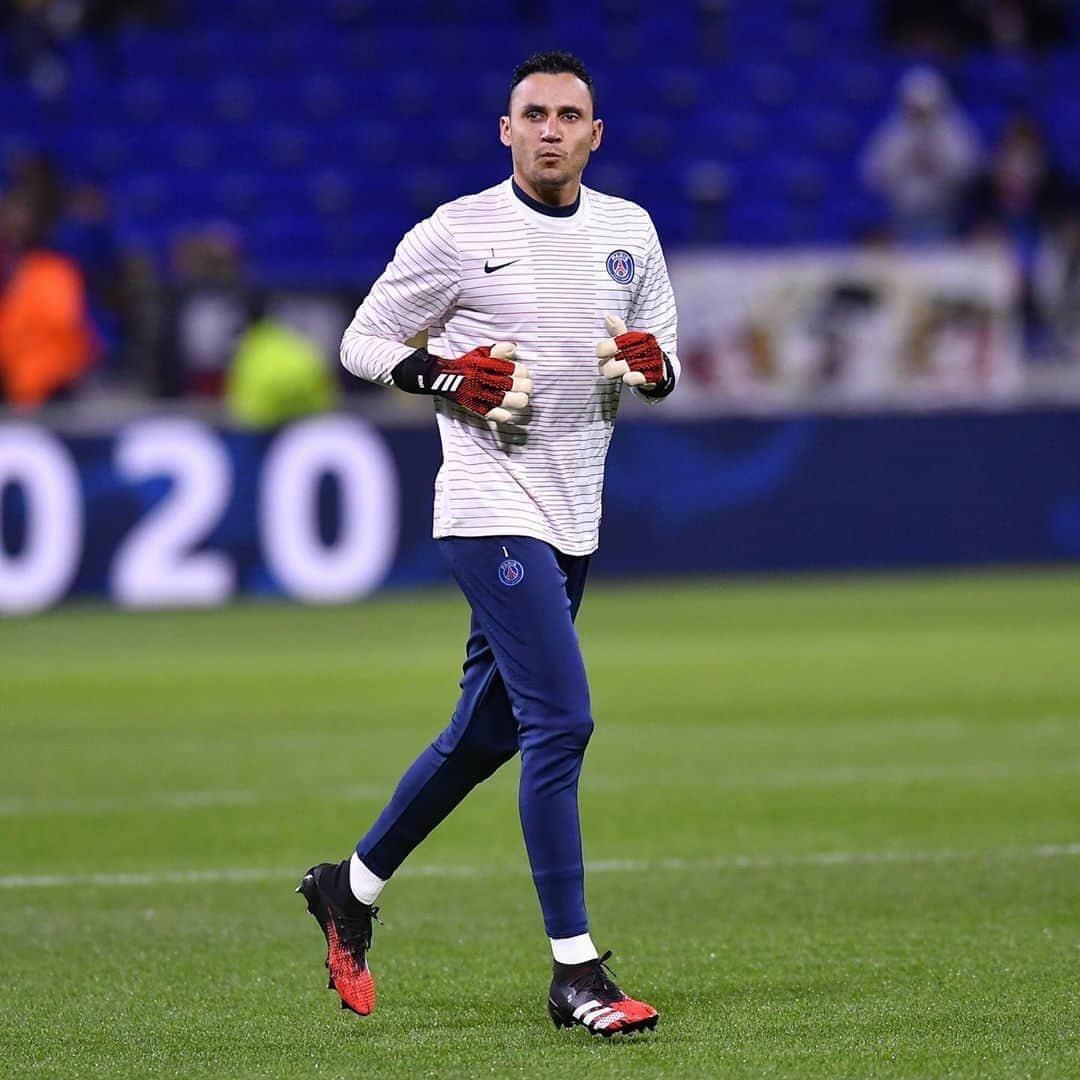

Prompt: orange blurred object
[0,251,97,407]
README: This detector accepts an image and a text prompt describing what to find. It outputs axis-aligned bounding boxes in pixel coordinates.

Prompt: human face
[500,72,602,206]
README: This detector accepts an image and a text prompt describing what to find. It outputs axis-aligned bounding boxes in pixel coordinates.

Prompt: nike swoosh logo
[484,259,519,274]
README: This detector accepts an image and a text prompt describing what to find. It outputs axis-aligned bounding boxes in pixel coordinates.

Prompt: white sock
[550,932,599,965]
[348,852,387,905]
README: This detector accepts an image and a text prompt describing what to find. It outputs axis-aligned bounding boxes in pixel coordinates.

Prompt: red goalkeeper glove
[392,341,532,422]
[595,315,671,390]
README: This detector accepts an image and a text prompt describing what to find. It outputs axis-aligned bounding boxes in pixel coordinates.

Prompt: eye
[525,109,544,120]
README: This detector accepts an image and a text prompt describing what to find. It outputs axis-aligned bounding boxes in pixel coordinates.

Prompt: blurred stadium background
[1,0,1080,611]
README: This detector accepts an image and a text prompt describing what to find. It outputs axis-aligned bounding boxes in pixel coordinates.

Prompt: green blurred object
[225,319,337,427]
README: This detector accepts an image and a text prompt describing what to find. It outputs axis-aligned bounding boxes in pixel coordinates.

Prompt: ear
[499,115,511,148]
[591,118,603,152]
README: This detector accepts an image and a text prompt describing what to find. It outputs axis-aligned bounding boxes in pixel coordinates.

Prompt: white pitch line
[0,785,388,817]
[717,760,1080,791]
[0,790,263,815]
[584,844,1080,873]
[1,844,1077,891]
[3,759,1078,818]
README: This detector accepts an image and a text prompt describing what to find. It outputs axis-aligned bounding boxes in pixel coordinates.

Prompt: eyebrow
[518,103,586,115]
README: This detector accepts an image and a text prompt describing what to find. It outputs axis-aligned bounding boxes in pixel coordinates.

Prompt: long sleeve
[340,208,461,386]
[937,112,981,187]
[629,218,680,403]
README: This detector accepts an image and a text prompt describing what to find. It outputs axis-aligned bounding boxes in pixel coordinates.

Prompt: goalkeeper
[297,49,679,1037]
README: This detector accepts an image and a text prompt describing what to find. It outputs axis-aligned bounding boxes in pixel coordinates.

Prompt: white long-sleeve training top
[341,177,679,556]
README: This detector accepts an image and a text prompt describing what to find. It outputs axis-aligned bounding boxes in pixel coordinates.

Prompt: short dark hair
[508,51,596,111]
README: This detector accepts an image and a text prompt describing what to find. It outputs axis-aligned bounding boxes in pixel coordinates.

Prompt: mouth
[537,151,564,162]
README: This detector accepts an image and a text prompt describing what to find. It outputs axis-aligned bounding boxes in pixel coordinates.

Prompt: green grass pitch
[2,570,1078,1078]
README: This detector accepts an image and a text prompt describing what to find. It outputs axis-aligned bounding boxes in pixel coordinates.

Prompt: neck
[511,177,582,218]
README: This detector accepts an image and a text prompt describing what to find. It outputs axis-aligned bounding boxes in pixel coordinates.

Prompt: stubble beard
[529,151,588,200]
[531,166,570,195]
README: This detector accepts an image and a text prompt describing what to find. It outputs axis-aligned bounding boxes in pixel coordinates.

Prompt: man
[298,50,678,1037]
[0,187,97,408]
[861,66,981,243]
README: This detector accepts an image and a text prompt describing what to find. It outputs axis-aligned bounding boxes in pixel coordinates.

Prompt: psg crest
[606,249,635,284]
[498,558,525,587]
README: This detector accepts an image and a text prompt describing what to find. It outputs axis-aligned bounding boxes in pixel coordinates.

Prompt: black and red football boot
[297,861,380,1016]
[547,951,659,1036]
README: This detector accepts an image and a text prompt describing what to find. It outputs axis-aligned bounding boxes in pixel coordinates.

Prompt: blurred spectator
[968,114,1073,244]
[6,155,66,247]
[977,0,1072,51]
[81,0,171,31]
[884,0,1072,56]
[51,180,127,372]
[0,189,98,408]
[1,0,80,98]
[1,0,172,97]
[1034,208,1080,362]
[684,161,731,244]
[167,224,252,398]
[54,182,117,298]
[225,313,337,428]
[1,152,162,397]
[967,114,1075,346]
[862,68,982,244]
[109,250,168,396]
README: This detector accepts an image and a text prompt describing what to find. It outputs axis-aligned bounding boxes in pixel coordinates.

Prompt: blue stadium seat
[1042,98,1080,174]
[643,65,704,113]
[723,201,793,247]
[215,172,268,224]
[694,105,769,160]
[957,52,1034,111]
[3,2,1072,289]
[588,161,644,204]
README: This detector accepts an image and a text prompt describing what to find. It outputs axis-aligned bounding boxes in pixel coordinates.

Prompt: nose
[541,118,561,142]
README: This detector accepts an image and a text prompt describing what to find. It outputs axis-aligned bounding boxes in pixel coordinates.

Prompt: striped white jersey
[341,177,679,555]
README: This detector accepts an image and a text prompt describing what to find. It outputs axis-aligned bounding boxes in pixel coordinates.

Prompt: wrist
[391,348,436,394]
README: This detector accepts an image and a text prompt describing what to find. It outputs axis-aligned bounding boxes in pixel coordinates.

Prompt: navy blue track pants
[355,535,593,938]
